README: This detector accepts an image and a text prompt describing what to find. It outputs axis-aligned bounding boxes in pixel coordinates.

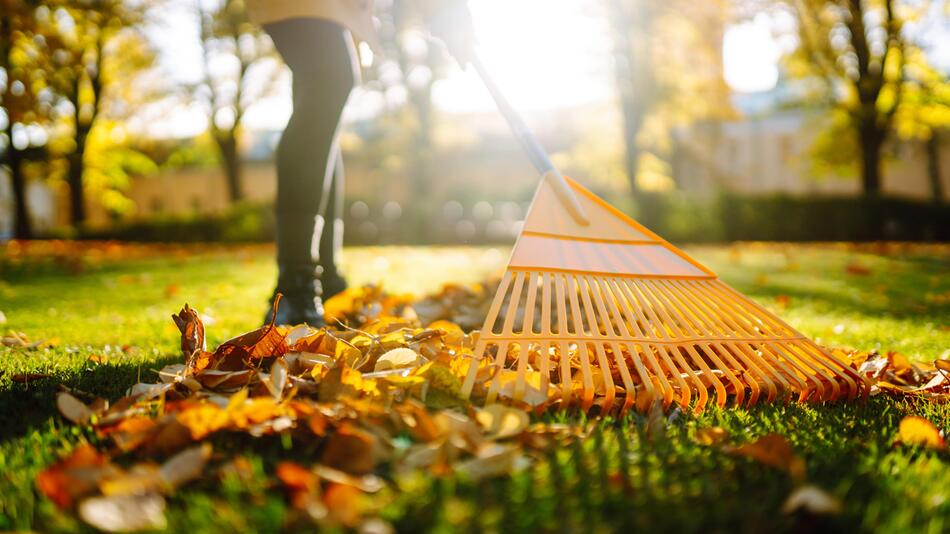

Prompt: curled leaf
[172,304,205,360]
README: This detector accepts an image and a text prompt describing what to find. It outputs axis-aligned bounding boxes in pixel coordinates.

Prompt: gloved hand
[425,0,477,65]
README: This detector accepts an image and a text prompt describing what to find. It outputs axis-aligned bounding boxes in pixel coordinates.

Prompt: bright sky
[144,0,784,137]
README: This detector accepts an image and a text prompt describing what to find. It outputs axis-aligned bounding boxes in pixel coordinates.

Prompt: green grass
[1,242,949,533]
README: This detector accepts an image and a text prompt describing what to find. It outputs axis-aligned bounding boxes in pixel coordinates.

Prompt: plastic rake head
[459,177,871,415]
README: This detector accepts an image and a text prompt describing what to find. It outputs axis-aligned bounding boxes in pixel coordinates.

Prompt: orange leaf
[36,445,111,508]
[323,483,363,527]
[276,462,317,493]
[730,434,806,482]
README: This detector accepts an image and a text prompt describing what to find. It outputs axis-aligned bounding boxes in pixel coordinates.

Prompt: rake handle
[469,55,590,226]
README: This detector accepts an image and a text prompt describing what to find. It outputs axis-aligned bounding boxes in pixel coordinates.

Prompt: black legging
[265,18,356,281]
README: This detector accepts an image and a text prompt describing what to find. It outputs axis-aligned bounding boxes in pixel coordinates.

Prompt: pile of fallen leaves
[35,283,950,531]
[38,284,586,531]
[848,348,950,399]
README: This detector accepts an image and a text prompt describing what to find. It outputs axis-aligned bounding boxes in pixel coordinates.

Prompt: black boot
[265,265,326,327]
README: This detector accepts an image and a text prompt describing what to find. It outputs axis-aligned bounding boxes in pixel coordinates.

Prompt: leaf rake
[458,55,870,414]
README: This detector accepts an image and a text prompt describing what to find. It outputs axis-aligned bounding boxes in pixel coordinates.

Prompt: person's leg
[264,18,356,325]
[319,148,348,300]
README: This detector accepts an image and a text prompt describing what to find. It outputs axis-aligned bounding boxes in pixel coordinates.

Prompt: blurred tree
[893,47,949,203]
[788,0,917,200]
[607,0,733,200]
[1,0,59,238]
[195,0,278,203]
[362,0,454,239]
[48,0,153,226]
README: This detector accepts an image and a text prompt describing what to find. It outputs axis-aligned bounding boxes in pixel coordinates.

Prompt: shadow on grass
[0,353,181,444]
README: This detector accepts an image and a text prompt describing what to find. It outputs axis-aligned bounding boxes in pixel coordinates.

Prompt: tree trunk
[620,102,644,196]
[67,125,89,226]
[927,131,944,204]
[857,121,886,239]
[8,146,32,240]
[217,133,243,202]
[858,122,884,197]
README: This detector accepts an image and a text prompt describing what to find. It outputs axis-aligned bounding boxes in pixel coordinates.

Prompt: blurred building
[671,88,950,199]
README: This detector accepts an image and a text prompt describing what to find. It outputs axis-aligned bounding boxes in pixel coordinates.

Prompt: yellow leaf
[428,320,465,347]
[335,339,363,368]
[897,416,946,450]
[176,403,228,440]
[476,404,529,439]
[694,426,729,446]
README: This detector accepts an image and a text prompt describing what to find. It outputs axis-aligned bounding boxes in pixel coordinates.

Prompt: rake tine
[764,341,818,402]
[559,341,573,405]
[586,276,622,411]
[539,274,553,392]
[565,275,594,409]
[610,342,637,416]
[514,273,541,402]
[486,341,509,404]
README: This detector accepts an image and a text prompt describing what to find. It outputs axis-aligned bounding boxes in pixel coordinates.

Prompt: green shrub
[65,194,948,244]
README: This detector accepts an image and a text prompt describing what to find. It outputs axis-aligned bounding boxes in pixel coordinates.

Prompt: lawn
[1,241,949,532]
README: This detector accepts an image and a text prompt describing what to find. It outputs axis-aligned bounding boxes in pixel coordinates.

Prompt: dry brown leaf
[322,424,378,475]
[160,444,212,488]
[11,372,51,383]
[172,304,205,361]
[57,392,94,424]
